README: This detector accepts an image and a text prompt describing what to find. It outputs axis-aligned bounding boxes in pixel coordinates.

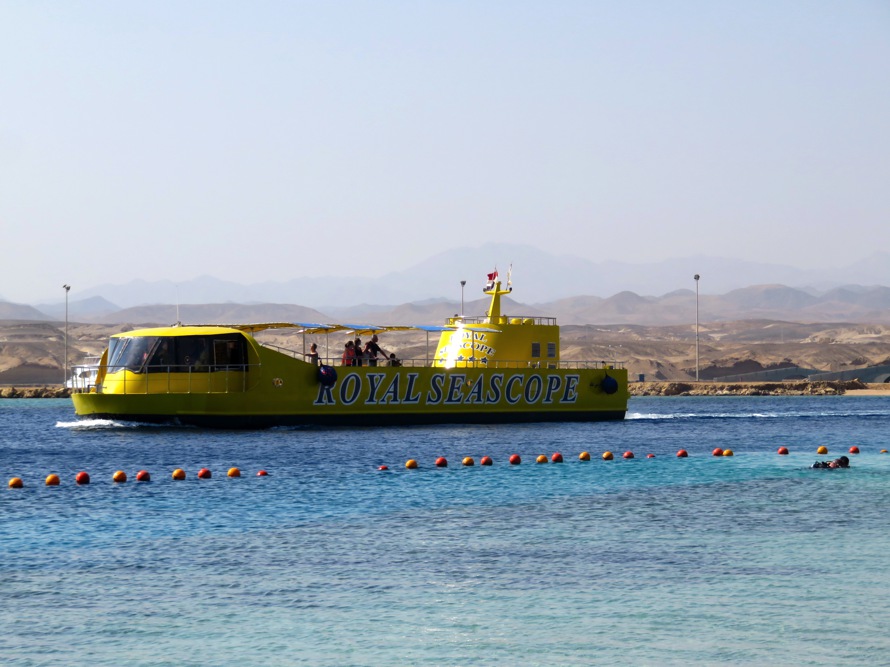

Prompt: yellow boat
[72,274,628,426]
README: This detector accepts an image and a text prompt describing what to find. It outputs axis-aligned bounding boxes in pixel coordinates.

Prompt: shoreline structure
[3,380,887,399]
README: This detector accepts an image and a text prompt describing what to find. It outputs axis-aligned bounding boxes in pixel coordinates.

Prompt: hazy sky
[2,1,888,304]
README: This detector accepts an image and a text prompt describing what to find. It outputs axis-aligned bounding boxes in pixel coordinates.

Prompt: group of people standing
[341,334,399,367]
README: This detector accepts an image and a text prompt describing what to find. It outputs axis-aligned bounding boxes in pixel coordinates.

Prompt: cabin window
[531,343,541,358]
[547,342,556,358]
[108,334,248,373]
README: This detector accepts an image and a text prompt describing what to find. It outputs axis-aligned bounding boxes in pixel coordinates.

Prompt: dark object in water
[812,455,850,469]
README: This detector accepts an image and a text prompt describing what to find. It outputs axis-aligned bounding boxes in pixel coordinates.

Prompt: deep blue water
[2,396,890,666]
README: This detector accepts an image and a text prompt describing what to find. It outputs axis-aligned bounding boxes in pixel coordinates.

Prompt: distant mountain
[0,302,52,321]
[59,246,890,310]
[93,302,330,326]
[36,296,121,320]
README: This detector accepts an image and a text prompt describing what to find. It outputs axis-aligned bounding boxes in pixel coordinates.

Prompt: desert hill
[4,318,890,386]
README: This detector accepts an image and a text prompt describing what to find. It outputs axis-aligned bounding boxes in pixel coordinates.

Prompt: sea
[2,395,890,667]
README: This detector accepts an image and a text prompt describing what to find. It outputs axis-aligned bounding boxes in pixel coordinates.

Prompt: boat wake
[628,410,886,421]
[56,418,142,430]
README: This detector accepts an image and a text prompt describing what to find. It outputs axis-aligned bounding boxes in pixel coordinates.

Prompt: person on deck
[353,338,364,366]
[306,343,319,366]
[341,341,356,367]
[364,335,387,367]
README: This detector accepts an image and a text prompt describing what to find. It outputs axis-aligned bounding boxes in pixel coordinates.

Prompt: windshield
[107,334,248,373]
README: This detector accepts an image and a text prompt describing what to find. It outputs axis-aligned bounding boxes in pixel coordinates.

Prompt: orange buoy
[579,451,591,461]
[816,445,828,455]
[112,470,127,483]
[646,453,655,458]
[712,448,724,457]
[722,449,734,457]
[227,467,241,478]
[602,451,614,460]
[45,473,60,486]
[777,446,789,455]
[405,459,418,469]
[509,454,521,465]
[536,454,548,464]
[551,452,563,463]
[75,471,90,485]
[435,457,448,468]
[136,470,151,482]
[881,450,888,454]
[623,451,634,459]
[480,456,493,466]
[462,456,475,466]
[257,469,269,476]
[377,465,388,471]
[8,477,23,489]
[849,446,860,454]
[172,468,186,480]
[197,467,212,479]
[677,449,688,458]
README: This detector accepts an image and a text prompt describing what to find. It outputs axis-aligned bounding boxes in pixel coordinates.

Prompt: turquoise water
[2,396,890,666]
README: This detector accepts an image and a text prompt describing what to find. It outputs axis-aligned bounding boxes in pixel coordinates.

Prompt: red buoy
[197,468,212,479]
[75,471,90,485]
[677,449,688,458]
[623,451,634,459]
[256,470,269,476]
[136,470,151,482]
[377,465,388,471]
[712,448,724,457]
[777,446,789,455]
[509,454,521,465]
[480,456,493,466]
[849,446,860,454]
[646,453,655,458]
[551,452,563,463]
[435,457,448,468]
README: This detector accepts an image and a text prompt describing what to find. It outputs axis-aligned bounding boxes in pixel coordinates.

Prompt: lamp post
[460,280,466,317]
[694,274,700,381]
[63,284,71,387]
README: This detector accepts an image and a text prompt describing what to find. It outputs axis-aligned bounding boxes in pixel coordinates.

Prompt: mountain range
[3,284,890,327]
[3,245,890,326]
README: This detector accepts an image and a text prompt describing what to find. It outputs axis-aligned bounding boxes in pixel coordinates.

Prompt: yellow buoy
[723,449,734,457]
[817,446,828,455]
[579,451,591,461]
[462,456,475,466]
[405,459,418,469]
[172,468,186,480]
[45,474,60,486]
[227,467,241,478]
[602,451,614,461]
[8,477,23,489]
[113,470,127,483]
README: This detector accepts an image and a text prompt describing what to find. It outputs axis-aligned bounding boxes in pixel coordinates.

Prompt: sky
[1,1,889,304]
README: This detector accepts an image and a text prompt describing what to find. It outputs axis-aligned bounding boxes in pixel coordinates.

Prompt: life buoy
[600,374,619,395]
[317,365,337,387]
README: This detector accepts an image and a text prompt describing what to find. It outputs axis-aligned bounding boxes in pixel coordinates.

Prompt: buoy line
[5,446,883,488]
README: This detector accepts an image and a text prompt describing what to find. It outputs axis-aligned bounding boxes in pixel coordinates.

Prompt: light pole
[460,280,466,317]
[694,274,700,381]
[63,284,71,387]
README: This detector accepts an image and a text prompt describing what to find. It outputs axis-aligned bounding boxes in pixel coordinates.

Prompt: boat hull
[72,364,628,428]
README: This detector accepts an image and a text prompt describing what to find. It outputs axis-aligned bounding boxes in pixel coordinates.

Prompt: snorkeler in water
[812,455,850,469]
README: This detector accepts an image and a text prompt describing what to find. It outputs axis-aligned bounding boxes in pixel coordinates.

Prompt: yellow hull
[73,348,627,428]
